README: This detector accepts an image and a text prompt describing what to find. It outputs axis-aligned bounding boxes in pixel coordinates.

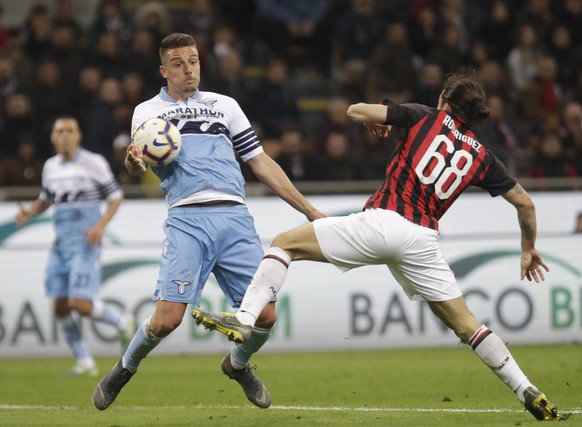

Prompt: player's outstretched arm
[501,183,549,282]
[247,152,326,222]
[347,103,391,137]
[346,103,387,124]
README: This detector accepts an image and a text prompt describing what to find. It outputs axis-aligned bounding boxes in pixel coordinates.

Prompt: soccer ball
[132,118,182,166]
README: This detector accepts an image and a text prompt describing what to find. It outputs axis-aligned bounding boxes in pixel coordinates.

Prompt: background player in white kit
[92,33,325,410]
[16,116,135,377]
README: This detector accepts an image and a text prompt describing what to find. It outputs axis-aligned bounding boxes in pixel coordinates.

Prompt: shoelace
[234,365,260,386]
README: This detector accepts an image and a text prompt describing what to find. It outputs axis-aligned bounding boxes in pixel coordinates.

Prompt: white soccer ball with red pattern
[132,118,182,166]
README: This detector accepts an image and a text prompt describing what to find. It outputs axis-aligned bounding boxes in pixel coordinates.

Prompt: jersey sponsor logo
[159,106,224,121]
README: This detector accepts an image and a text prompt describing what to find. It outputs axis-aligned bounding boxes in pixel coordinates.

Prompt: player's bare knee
[54,299,70,316]
[150,316,182,337]
[67,299,91,316]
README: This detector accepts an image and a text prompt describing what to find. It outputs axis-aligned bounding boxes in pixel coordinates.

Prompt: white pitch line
[0,405,77,410]
[1,404,581,414]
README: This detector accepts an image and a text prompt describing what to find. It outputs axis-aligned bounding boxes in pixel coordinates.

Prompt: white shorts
[313,209,462,302]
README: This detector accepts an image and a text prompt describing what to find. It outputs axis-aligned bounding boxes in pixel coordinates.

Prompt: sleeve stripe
[233,127,254,141]
[232,127,261,156]
[234,134,258,147]
[234,135,260,151]
[237,141,261,156]
[103,180,120,191]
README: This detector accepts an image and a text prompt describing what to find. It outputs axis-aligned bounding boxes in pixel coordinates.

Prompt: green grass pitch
[1,345,580,426]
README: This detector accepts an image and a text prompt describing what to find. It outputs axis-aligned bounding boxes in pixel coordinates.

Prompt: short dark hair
[54,115,79,124]
[441,67,490,124]
[159,33,196,63]
[53,115,80,128]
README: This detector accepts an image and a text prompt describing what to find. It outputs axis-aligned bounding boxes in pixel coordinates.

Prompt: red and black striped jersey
[364,101,516,231]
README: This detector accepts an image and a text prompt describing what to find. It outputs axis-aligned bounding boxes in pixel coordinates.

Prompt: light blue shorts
[45,242,102,301]
[154,204,264,307]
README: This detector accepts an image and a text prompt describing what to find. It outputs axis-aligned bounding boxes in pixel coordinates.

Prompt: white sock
[91,299,125,329]
[60,313,92,363]
[122,316,161,372]
[236,247,291,326]
[468,325,533,403]
[77,357,97,369]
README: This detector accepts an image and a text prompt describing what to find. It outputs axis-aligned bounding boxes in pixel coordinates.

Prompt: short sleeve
[385,100,434,128]
[89,154,124,200]
[477,152,517,197]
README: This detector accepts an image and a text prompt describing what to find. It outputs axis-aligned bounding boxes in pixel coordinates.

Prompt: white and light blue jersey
[40,148,123,246]
[131,88,263,208]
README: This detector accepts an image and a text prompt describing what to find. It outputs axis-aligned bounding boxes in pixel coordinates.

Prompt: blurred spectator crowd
[0,0,582,188]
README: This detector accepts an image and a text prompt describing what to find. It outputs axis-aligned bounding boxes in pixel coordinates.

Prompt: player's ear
[442,102,452,113]
[159,65,167,78]
[437,93,450,111]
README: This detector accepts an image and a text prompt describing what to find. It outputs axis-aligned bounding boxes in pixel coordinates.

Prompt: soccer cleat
[118,313,137,352]
[66,363,98,377]
[191,309,252,343]
[221,355,271,409]
[92,359,135,411]
[523,386,563,421]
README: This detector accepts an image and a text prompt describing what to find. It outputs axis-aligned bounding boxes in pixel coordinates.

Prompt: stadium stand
[0,0,581,196]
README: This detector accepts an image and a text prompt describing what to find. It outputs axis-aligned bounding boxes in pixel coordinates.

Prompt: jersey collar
[159,86,200,103]
[59,147,82,164]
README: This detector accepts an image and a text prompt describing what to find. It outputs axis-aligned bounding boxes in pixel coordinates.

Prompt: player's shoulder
[77,148,108,166]
[197,90,238,107]
[401,102,436,115]
[134,92,166,114]
[43,154,61,170]
[132,95,168,133]
[197,89,232,101]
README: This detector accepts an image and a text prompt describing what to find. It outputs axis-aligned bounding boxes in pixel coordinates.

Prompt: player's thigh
[313,210,407,269]
[155,219,208,304]
[45,249,69,298]
[213,212,264,305]
[273,222,326,261]
[389,228,461,302]
[68,245,101,301]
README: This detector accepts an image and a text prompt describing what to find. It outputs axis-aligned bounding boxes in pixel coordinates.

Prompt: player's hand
[126,144,147,173]
[365,123,391,138]
[85,225,104,246]
[306,209,327,222]
[520,249,549,282]
[15,202,30,227]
